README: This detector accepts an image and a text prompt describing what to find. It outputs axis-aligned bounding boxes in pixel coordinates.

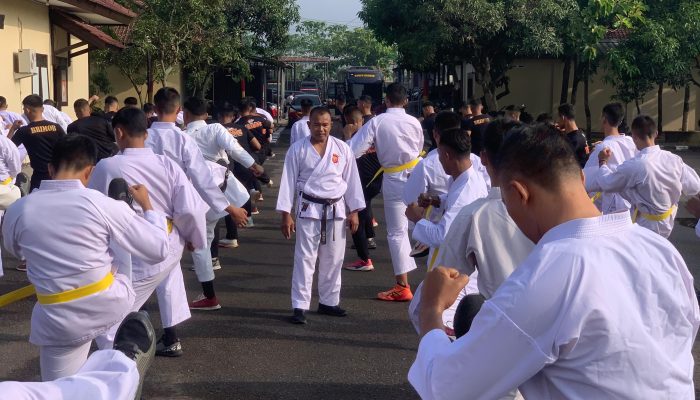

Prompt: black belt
[215,159,231,192]
[301,192,341,244]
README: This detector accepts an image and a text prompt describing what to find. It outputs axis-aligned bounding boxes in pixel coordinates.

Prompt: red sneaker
[377,284,413,302]
[343,259,374,271]
[189,294,221,310]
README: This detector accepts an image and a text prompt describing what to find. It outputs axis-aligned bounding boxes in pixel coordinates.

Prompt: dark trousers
[211,221,220,258]
[224,199,252,240]
[350,180,381,261]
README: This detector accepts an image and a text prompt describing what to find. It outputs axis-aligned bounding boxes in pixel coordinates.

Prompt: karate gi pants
[191,218,218,283]
[382,174,417,276]
[3,350,139,400]
[292,217,346,310]
[39,340,92,381]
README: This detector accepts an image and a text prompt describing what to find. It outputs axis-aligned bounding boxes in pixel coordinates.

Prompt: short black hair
[245,96,258,108]
[504,105,516,112]
[343,105,362,122]
[335,94,346,102]
[494,123,580,190]
[218,105,237,118]
[0,96,6,108]
[309,106,331,120]
[468,98,482,108]
[112,107,148,137]
[483,118,522,160]
[359,95,372,103]
[535,113,553,124]
[22,94,43,109]
[438,127,471,157]
[124,97,138,106]
[104,96,118,106]
[422,101,434,109]
[50,135,97,172]
[154,88,180,114]
[602,102,625,127]
[434,111,461,134]
[557,103,576,120]
[631,115,657,139]
[183,96,208,116]
[43,99,57,107]
[239,100,255,113]
[386,83,407,105]
[73,98,90,109]
[142,102,155,114]
[300,98,313,111]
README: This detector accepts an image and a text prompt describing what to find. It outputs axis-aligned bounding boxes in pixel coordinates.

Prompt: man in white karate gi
[349,83,423,301]
[593,115,700,237]
[2,135,169,381]
[89,107,208,357]
[0,130,22,276]
[277,107,365,324]
[182,96,262,297]
[146,87,249,311]
[290,98,313,145]
[409,124,699,400]
[582,102,637,213]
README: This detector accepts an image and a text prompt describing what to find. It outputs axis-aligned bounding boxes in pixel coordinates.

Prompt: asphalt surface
[3,132,700,398]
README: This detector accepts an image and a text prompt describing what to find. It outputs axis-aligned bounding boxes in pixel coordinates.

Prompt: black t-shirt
[12,120,66,178]
[463,114,491,155]
[236,115,269,145]
[223,122,255,154]
[566,129,589,168]
[362,114,374,125]
[356,151,382,190]
[422,114,437,151]
[67,116,117,161]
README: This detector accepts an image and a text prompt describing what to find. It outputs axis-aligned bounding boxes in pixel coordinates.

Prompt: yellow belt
[366,151,426,187]
[632,205,676,223]
[590,192,602,202]
[167,218,173,234]
[1,177,12,185]
[428,247,440,271]
[0,272,114,307]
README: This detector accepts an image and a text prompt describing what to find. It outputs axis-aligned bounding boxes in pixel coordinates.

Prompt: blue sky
[294,0,364,28]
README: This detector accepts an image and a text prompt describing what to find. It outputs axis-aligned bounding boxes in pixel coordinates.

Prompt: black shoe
[113,311,156,400]
[317,303,347,317]
[290,308,307,324]
[15,172,29,197]
[155,335,183,357]
[367,237,377,249]
[108,178,134,209]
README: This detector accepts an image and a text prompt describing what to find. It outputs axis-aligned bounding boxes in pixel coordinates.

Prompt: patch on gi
[332,153,339,164]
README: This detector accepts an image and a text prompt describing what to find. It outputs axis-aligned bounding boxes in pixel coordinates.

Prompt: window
[32,54,49,100]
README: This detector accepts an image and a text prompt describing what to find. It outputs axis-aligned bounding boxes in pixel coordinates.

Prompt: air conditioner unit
[16,49,37,74]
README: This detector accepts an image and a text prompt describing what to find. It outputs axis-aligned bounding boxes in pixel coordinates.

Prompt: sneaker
[377,284,413,302]
[155,336,183,357]
[189,294,222,310]
[267,179,274,188]
[367,237,377,249]
[317,303,347,317]
[218,239,239,248]
[344,259,374,272]
[212,257,222,270]
[113,311,156,399]
[372,218,379,227]
[245,217,255,228]
[251,207,260,215]
[16,263,26,272]
[290,308,307,324]
[410,242,430,258]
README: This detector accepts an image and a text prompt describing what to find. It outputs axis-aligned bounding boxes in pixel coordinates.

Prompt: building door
[53,57,69,108]
[32,54,50,100]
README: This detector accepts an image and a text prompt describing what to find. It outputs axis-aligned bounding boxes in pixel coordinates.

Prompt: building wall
[0,0,53,113]
[98,64,183,107]
[65,35,90,119]
[477,58,698,132]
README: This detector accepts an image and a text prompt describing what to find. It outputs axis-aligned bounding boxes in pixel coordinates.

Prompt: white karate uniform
[1,110,30,160]
[0,134,22,277]
[349,107,423,276]
[276,136,365,310]
[256,107,274,124]
[583,134,637,213]
[409,212,699,399]
[402,149,449,206]
[289,116,311,145]
[0,350,139,400]
[89,147,208,342]
[592,145,700,237]
[2,179,169,381]
[184,120,252,284]
[146,121,232,283]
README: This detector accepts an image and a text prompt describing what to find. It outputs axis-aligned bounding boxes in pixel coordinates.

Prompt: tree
[93,44,147,104]
[361,0,577,111]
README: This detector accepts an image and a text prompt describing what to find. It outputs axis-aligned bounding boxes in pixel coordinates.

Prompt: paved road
[2,134,700,399]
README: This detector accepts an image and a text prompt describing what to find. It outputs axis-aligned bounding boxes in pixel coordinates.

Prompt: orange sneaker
[377,284,413,302]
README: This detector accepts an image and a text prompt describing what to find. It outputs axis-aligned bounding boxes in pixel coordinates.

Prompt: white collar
[38,179,85,191]
[539,212,632,245]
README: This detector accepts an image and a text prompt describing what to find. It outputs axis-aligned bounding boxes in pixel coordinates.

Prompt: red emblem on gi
[332,153,339,164]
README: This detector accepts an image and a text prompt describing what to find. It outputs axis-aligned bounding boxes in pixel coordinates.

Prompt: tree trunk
[560,57,571,105]
[570,60,581,106]
[682,82,690,132]
[657,83,664,134]
[476,57,498,112]
[146,52,154,103]
[635,98,641,115]
[584,76,591,137]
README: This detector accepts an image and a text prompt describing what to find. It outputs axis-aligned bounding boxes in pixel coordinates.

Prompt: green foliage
[89,67,113,97]
[286,21,398,80]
